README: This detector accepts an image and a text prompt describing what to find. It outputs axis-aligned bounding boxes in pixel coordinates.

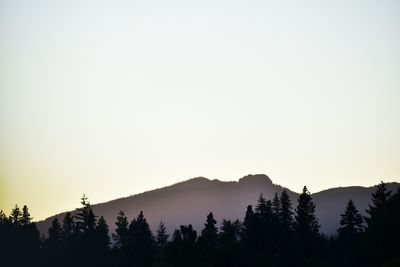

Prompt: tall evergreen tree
[272,192,280,218]
[48,218,63,244]
[156,221,169,248]
[337,199,363,240]
[129,211,155,267]
[365,181,392,226]
[279,189,294,231]
[219,219,242,246]
[74,194,97,233]
[21,205,32,225]
[62,212,75,241]
[200,212,218,248]
[294,186,320,236]
[96,216,110,249]
[113,210,129,248]
[9,205,22,225]
[255,193,268,214]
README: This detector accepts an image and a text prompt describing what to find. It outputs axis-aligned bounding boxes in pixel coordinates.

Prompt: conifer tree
[129,211,155,266]
[255,193,268,214]
[294,186,320,236]
[21,205,32,225]
[365,181,392,226]
[74,195,97,233]
[156,221,169,248]
[200,212,218,247]
[113,210,129,248]
[9,204,22,225]
[272,192,280,218]
[96,216,110,249]
[337,199,363,240]
[279,189,294,231]
[219,219,242,245]
[48,218,63,244]
[62,212,75,240]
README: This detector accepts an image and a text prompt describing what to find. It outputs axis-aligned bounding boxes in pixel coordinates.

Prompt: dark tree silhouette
[128,211,155,267]
[219,219,242,246]
[294,186,320,236]
[9,205,22,225]
[156,221,169,248]
[363,186,400,266]
[74,194,97,233]
[338,199,363,240]
[279,189,294,231]
[48,218,63,244]
[21,205,32,225]
[365,181,392,227]
[200,212,218,248]
[2,183,399,267]
[62,212,74,240]
[113,210,129,248]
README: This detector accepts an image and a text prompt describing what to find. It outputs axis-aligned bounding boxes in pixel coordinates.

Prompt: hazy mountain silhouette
[36,174,399,236]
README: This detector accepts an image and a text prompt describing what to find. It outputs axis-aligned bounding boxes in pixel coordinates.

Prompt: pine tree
[200,212,218,248]
[365,181,392,226]
[219,219,242,245]
[113,210,129,248]
[255,193,268,214]
[48,218,63,244]
[337,199,363,240]
[156,221,169,248]
[129,211,155,266]
[62,212,75,240]
[272,193,280,218]
[180,224,197,244]
[9,204,22,225]
[280,189,294,231]
[294,186,320,236]
[21,205,32,225]
[74,194,97,233]
[96,216,110,249]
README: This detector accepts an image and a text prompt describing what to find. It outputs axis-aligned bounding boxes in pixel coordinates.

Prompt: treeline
[1,183,399,267]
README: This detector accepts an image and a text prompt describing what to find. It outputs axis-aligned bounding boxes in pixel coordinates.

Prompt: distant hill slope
[36,174,399,236]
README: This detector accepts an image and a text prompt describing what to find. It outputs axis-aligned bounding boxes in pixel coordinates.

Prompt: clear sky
[1,0,399,221]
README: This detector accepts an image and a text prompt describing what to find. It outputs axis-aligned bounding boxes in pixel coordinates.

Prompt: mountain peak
[238,174,273,184]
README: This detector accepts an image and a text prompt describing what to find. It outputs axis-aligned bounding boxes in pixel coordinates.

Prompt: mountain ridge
[36,174,399,237]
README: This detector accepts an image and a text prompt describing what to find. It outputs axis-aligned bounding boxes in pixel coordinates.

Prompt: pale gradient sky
[1,0,399,221]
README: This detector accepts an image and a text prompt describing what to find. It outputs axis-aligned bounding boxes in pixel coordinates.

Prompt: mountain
[36,174,399,237]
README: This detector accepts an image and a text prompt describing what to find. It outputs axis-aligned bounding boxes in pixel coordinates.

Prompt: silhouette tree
[219,219,242,246]
[21,205,32,225]
[44,218,66,266]
[95,216,110,267]
[365,181,392,227]
[294,186,319,236]
[156,221,169,248]
[363,186,400,266]
[96,216,110,248]
[62,212,75,240]
[200,212,218,248]
[48,218,63,244]
[255,193,268,214]
[9,205,22,225]
[272,192,280,222]
[337,199,363,240]
[74,194,97,233]
[279,189,294,231]
[113,210,129,248]
[128,211,155,267]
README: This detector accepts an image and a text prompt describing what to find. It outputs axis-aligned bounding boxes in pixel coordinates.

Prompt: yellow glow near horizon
[1,0,399,221]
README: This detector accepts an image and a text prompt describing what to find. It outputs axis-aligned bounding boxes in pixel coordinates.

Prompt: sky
[0,0,399,221]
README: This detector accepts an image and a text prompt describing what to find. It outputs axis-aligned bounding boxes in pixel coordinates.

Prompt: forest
[0,182,399,267]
